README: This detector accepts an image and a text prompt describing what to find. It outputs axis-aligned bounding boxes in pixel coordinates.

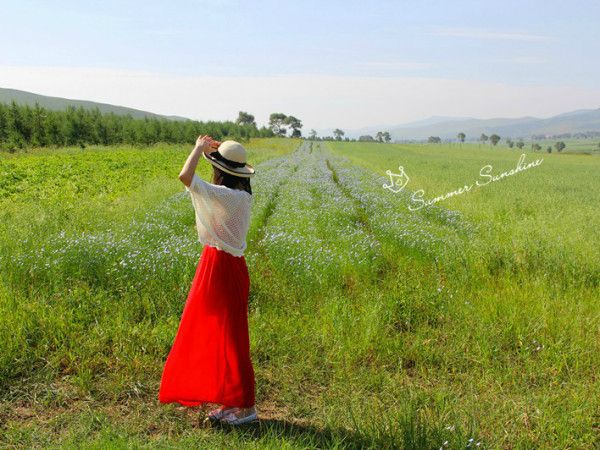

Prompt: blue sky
[1,0,600,132]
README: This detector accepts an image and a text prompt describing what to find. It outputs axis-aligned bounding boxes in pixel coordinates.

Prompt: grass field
[1,138,598,448]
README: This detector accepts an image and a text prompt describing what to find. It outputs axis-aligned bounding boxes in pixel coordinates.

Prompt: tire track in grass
[250,141,384,391]
[247,142,305,248]
[255,141,382,289]
[321,144,398,289]
[245,142,305,281]
[325,157,374,236]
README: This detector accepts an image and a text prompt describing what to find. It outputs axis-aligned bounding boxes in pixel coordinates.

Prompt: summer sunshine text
[383,153,544,211]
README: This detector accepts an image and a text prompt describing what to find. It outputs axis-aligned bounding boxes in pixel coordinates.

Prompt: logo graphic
[382,153,544,211]
[383,166,410,193]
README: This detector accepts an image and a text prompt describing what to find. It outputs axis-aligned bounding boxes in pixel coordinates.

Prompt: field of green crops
[1,138,599,449]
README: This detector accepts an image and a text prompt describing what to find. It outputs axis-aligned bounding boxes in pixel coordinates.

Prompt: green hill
[0,87,189,121]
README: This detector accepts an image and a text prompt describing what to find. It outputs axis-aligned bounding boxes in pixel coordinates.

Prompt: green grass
[1,138,598,448]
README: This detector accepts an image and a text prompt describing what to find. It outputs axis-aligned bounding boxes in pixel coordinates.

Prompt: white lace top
[185,172,252,257]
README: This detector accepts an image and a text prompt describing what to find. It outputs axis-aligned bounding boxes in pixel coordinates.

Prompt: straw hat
[203,140,255,178]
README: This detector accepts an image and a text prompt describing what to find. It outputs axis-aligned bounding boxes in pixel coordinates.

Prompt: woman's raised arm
[178,135,219,187]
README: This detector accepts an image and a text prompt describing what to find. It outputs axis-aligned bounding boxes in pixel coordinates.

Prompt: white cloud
[430,27,554,42]
[1,65,599,131]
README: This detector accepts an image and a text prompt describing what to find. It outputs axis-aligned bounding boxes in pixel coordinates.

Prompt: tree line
[305,128,392,143]
[5,101,587,153]
[0,102,310,151]
[424,131,570,153]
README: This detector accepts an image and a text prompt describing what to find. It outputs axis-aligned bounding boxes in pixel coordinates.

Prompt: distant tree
[479,133,489,145]
[506,138,514,148]
[375,131,383,142]
[516,140,525,150]
[532,143,542,152]
[428,136,442,144]
[0,104,7,144]
[269,113,288,136]
[30,102,49,147]
[457,132,466,143]
[64,106,95,148]
[555,141,566,152]
[490,134,501,146]
[284,115,303,138]
[383,131,391,143]
[333,128,345,140]
[309,129,317,140]
[235,111,256,127]
[546,146,552,153]
[258,125,275,138]
[6,101,28,149]
[358,135,375,141]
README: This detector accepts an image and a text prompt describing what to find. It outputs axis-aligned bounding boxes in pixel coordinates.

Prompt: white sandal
[207,405,237,421]
[219,407,258,425]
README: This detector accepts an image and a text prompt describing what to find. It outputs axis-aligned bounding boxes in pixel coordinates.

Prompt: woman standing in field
[158,135,258,425]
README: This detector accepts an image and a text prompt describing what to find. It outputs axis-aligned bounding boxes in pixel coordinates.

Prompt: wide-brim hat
[203,140,255,178]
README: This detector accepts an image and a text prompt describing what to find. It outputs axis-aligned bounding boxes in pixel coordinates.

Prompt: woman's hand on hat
[195,135,220,154]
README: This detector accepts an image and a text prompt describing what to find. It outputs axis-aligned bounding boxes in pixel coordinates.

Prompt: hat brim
[203,152,255,178]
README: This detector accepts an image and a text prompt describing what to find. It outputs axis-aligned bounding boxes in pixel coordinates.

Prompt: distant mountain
[343,108,600,141]
[0,87,189,121]
[551,109,596,119]
[393,115,474,129]
[333,116,473,139]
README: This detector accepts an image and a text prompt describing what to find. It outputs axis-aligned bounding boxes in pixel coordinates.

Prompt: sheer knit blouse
[185,172,252,257]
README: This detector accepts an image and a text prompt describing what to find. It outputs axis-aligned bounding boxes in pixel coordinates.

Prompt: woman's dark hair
[211,165,252,195]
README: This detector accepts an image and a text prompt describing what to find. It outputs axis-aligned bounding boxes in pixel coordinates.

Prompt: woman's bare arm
[178,135,219,187]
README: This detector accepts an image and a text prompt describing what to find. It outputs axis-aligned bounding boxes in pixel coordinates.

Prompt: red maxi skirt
[158,244,255,408]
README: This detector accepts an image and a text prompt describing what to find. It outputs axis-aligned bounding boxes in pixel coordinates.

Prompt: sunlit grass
[0,137,598,448]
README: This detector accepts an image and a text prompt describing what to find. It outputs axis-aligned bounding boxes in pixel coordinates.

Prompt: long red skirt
[158,244,255,408]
